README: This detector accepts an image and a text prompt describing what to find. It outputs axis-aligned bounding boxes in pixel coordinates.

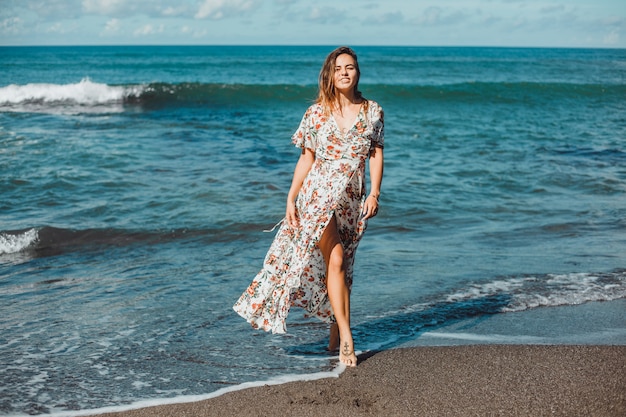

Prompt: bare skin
[319,215,357,366]
[286,53,383,367]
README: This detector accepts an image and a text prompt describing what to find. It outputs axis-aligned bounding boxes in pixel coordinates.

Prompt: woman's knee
[328,244,345,273]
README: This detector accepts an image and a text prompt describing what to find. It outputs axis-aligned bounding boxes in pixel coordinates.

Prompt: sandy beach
[89,345,625,417]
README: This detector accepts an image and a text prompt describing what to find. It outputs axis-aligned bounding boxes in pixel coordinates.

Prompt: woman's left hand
[361,194,379,220]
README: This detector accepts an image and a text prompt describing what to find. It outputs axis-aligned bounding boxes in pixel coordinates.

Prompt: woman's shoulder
[366,99,382,111]
[366,99,383,119]
[302,102,325,118]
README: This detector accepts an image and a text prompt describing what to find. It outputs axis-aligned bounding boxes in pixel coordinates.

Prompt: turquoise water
[1,46,625,415]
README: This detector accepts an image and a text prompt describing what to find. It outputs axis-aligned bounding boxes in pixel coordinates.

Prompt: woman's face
[333,53,359,93]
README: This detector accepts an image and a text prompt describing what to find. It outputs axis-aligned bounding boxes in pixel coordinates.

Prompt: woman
[233,46,384,367]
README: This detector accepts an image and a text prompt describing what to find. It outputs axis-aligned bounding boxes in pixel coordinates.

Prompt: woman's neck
[334,90,361,113]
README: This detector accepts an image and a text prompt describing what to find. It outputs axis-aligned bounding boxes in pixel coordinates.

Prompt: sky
[1,0,625,48]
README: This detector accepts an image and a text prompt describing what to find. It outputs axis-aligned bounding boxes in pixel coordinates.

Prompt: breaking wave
[1,78,623,114]
[0,228,38,255]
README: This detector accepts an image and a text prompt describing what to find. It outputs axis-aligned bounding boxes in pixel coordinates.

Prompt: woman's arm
[362,146,384,220]
[286,148,315,228]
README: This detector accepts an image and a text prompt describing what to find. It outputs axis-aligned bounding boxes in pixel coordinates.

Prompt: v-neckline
[332,102,364,136]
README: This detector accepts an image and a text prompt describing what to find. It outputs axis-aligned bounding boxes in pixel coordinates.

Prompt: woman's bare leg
[319,215,357,366]
[328,323,339,351]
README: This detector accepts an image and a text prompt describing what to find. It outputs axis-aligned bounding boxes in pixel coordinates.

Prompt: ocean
[1,45,625,416]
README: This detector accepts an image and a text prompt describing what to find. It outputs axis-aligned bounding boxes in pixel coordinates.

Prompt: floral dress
[233,100,384,334]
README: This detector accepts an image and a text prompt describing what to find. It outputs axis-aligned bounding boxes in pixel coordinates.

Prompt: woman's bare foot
[328,323,339,351]
[339,338,357,367]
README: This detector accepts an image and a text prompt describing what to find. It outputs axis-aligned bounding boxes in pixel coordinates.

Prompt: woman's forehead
[335,53,356,66]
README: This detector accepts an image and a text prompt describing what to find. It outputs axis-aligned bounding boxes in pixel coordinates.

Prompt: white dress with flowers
[233,100,384,334]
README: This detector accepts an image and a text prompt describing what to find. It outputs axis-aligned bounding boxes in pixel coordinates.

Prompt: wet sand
[90,344,625,417]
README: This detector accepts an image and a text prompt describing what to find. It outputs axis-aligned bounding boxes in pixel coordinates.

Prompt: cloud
[82,0,129,15]
[181,25,208,38]
[1,16,23,34]
[603,28,619,44]
[81,0,196,19]
[308,6,345,24]
[102,18,121,35]
[195,0,260,20]
[32,0,83,18]
[364,11,404,25]
[413,6,471,27]
[600,17,625,44]
[160,5,192,17]
[502,5,581,33]
[46,22,67,33]
[481,15,503,27]
[133,23,165,36]
[540,4,566,14]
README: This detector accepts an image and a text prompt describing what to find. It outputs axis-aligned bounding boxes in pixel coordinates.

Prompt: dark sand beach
[91,345,625,417]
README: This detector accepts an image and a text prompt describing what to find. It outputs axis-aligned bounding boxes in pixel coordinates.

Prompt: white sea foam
[444,271,626,312]
[0,78,144,114]
[421,332,547,344]
[0,229,38,255]
[419,327,626,346]
[36,365,345,417]
[371,271,626,324]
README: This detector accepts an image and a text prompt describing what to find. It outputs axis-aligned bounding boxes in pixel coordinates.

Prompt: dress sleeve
[291,106,317,151]
[370,102,385,149]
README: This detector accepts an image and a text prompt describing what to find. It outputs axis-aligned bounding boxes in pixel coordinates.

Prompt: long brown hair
[316,46,367,115]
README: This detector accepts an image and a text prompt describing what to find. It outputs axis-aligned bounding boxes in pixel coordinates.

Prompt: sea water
[1,45,625,415]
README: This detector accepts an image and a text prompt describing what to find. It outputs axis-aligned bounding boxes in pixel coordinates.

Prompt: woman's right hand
[285,148,314,230]
[286,199,299,229]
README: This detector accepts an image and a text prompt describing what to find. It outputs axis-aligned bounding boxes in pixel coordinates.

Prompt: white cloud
[603,28,620,44]
[181,25,208,38]
[134,23,165,36]
[82,0,128,15]
[309,6,345,24]
[481,15,503,27]
[46,22,67,33]
[27,0,83,19]
[102,18,121,35]
[160,5,191,17]
[1,16,23,34]
[413,6,472,27]
[364,11,404,25]
[540,4,566,14]
[195,0,260,20]
[81,0,191,18]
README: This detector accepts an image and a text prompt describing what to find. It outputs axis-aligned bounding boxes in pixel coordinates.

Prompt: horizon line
[1,44,625,50]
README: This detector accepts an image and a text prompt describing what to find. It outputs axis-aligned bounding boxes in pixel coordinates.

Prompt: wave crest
[0,228,39,255]
[0,78,145,113]
[3,79,623,114]
[443,271,626,311]
[0,79,315,113]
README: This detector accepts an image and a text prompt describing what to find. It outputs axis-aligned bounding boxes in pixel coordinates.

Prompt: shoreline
[84,344,625,417]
